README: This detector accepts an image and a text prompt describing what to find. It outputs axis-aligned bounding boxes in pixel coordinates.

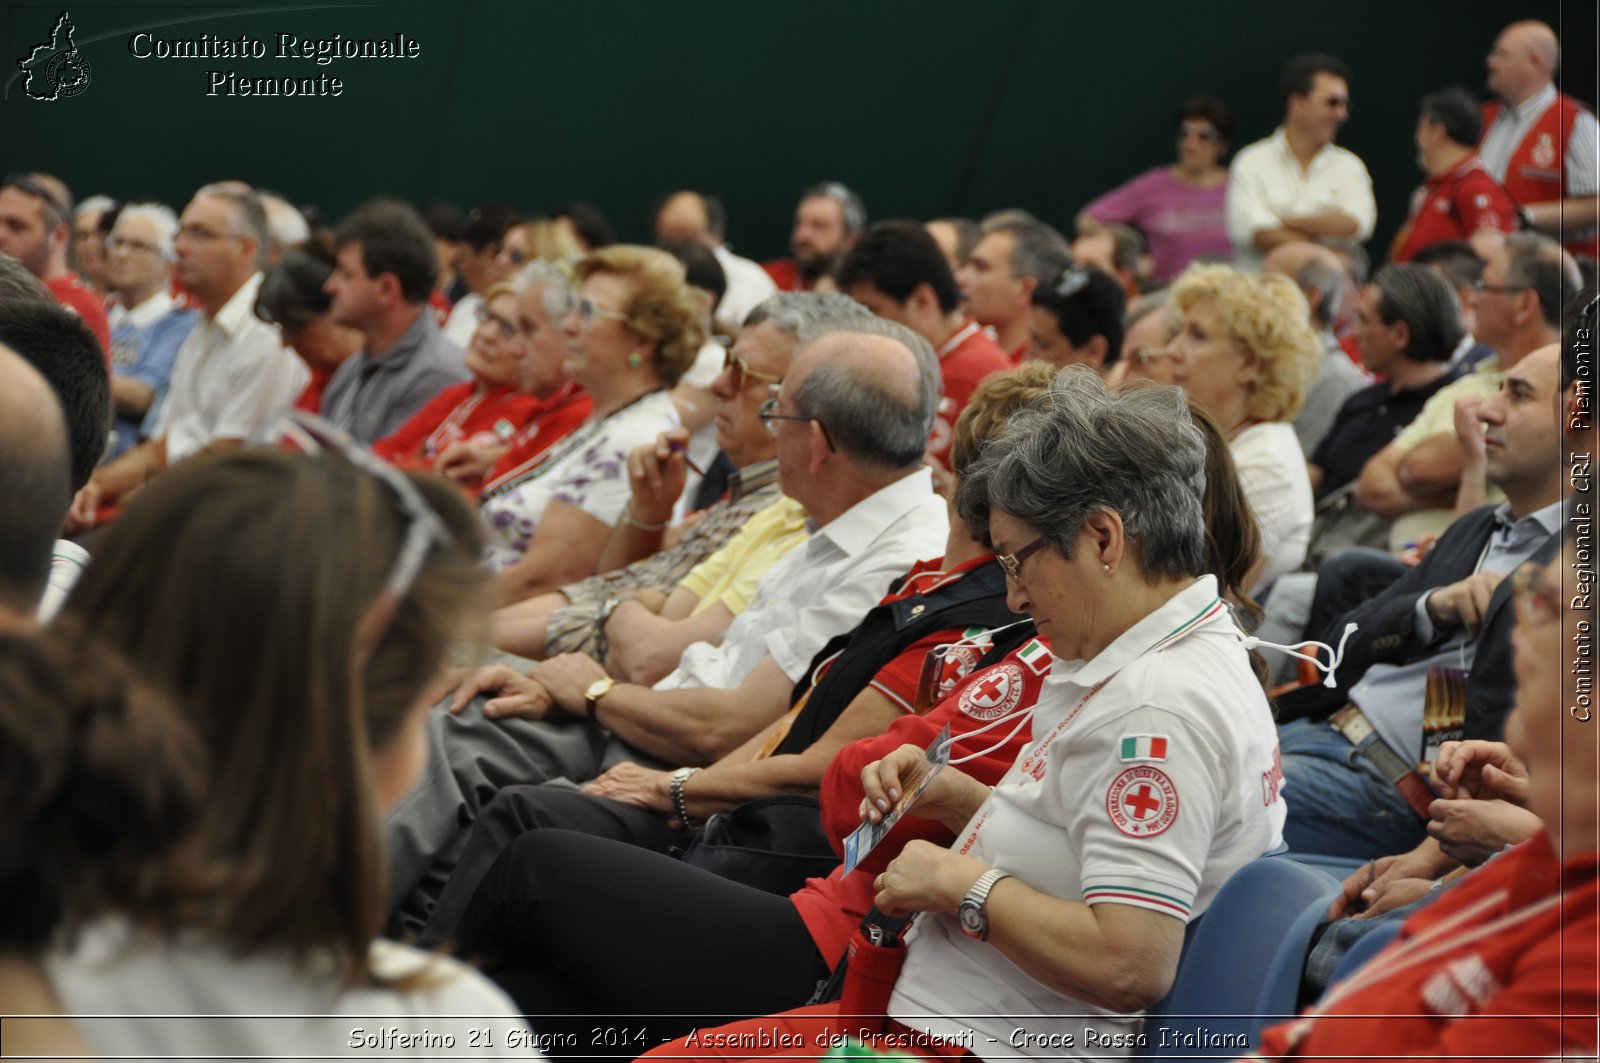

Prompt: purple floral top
[480,390,680,568]
[1082,166,1230,281]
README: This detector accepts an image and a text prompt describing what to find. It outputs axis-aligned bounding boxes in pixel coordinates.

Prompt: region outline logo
[17,11,91,101]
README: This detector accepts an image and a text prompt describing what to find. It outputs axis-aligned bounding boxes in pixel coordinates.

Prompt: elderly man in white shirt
[385,314,949,907]
[1226,53,1377,271]
[83,183,305,521]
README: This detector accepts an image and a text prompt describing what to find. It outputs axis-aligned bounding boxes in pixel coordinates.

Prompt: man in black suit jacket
[1275,344,1570,859]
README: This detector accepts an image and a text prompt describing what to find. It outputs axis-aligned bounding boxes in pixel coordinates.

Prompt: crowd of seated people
[0,17,1595,1061]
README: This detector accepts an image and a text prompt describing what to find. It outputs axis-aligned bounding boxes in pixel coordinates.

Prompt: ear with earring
[626,352,643,369]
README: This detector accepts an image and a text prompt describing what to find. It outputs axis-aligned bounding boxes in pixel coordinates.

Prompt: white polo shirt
[656,466,949,691]
[888,576,1285,1060]
[153,273,308,461]
[1226,127,1377,271]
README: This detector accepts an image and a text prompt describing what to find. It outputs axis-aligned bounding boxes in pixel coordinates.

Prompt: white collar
[812,466,935,555]
[208,272,265,338]
[1047,575,1232,690]
[1506,83,1558,124]
[114,289,179,330]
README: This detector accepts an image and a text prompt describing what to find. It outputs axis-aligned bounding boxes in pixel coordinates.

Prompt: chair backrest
[1250,884,1342,1042]
[1140,856,1338,1059]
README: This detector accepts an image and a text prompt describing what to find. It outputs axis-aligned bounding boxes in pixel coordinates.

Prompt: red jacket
[790,635,1050,965]
[372,381,542,469]
[1481,92,1598,258]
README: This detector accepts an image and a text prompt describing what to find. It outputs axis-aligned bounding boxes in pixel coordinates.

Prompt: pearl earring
[1103,564,1112,573]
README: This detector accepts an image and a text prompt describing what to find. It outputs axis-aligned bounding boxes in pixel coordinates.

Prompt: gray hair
[73,194,116,222]
[1505,230,1583,330]
[1295,253,1345,329]
[981,210,1072,284]
[194,182,269,267]
[512,259,576,320]
[113,202,180,262]
[800,181,866,236]
[0,254,52,305]
[792,314,938,472]
[743,290,872,336]
[259,191,310,253]
[957,367,1207,581]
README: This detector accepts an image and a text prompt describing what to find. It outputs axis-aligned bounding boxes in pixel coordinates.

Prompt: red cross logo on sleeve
[1106,766,1179,837]
[958,662,1024,720]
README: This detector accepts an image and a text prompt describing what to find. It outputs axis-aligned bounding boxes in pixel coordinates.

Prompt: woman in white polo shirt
[648,370,1286,1062]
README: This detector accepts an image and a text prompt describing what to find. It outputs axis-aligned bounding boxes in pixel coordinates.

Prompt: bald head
[1263,240,1345,329]
[655,191,719,247]
[1489,20,1559,104]
[789,318,937,473]
[0,343,72,616]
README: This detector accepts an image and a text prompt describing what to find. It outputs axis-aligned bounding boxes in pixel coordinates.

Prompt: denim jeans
[1278,717,1429,860]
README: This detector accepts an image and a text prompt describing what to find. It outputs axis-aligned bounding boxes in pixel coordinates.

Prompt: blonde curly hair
[574,245,709,387]
[1171,263,1318,424]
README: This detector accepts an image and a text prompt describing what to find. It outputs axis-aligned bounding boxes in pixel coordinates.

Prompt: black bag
[674,794,839,896]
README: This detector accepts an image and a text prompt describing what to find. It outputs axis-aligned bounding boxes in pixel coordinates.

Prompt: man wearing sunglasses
[1225,53,1376,271]
[0,172,111,358]
[386,316,949,917]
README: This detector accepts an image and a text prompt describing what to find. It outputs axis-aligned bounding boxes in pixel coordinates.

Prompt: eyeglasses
[723,348,783,390]
[1,172,70,225]
[758,396,835,449]
[176,223,245,244]
[257,411,453,658]
[1177,123,1223,143]
[503,248,528,266]
[106,234,163,257]
[574,296,630,326]
[475,303,518,340]
[996,536,1048,581]
[1474,280,1530,295]
[1512,563,1560,627]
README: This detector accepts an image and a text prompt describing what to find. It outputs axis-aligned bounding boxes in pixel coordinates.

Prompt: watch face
[958,898,985,938]
[585,678,611,700]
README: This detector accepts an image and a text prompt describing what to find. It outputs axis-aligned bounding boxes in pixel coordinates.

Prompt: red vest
[1481,92,1598,257]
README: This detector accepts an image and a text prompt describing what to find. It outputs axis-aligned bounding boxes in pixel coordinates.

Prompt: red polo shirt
[46,272,111,359]
[928,319,1011,471]
[1393,155,1516,262]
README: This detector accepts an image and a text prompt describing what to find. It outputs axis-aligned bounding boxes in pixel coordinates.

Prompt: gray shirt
[321,311,466,444]
[1293,330,1366,457]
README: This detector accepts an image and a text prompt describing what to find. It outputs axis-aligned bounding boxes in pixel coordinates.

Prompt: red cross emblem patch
[958,662,1023,721]
[1106,765,1179,837]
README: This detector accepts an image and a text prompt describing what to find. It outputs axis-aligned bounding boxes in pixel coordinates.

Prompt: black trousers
[452,827,830,1062]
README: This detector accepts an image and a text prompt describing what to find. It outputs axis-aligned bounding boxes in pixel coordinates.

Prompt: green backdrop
[4,0,1595,261]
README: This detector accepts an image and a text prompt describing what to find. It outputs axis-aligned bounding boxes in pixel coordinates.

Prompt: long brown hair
[58,448,487,985]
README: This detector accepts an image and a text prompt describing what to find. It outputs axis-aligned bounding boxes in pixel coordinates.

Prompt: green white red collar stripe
[1148,598,1226,654]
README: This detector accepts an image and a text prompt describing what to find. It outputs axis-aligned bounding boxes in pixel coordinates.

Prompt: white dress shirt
[1226,127,1377,271]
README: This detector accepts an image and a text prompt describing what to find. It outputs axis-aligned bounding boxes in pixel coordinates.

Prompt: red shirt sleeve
[372,382,471,465]
[1456,174,1516,236]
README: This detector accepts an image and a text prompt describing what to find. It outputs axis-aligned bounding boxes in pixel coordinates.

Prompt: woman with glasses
[479,245,708,604]
[648,370,1283,1062]
[1078,96,1235,282]
[371,281,546,481]
[1166,262,1318,595]
[43,433,528,1057]
[435,262,595,497]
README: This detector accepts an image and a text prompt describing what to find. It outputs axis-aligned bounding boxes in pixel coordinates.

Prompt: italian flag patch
[1119,734,1169,762]
[1016,638,1050,675]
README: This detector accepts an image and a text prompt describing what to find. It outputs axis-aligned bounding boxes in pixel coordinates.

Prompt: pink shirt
[1083,166,1230,280]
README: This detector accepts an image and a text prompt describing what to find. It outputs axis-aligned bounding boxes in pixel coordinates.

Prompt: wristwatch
[958,868,1012,941]
[583,676,617,717]
[669,766,703,829]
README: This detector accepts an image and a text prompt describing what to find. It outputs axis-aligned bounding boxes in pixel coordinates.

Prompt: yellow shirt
[680,496,810,616]
[1390,357,1501,453]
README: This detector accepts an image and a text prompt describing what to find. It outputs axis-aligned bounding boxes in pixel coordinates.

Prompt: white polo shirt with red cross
[889,575,1286,1058]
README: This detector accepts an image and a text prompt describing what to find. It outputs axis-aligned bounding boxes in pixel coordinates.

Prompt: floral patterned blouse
[479,389,680,568]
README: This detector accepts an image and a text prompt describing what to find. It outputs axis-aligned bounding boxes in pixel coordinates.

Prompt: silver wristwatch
[957,867,1012,941]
